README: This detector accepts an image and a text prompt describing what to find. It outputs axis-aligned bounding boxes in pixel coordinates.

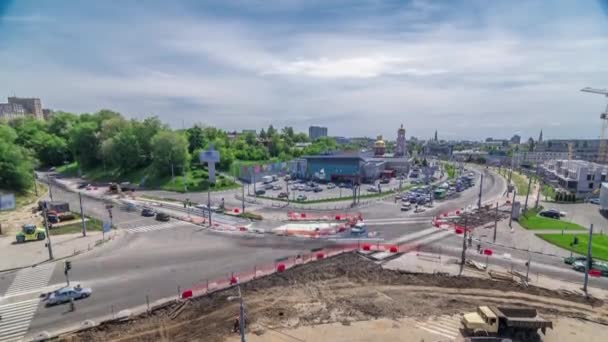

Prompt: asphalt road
[2,166,604,340]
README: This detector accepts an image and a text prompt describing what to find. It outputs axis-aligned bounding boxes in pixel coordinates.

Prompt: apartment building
[540,159,608,198]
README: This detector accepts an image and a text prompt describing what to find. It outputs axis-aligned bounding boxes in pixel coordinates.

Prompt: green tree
[37,134,70,166]
[186,125,205,153]
[259,129,267,140]
[267,125,277,137]
[151,131,190,176]
[69,121,100,169]
[107,128,143,172]
[0,125,34,192]
[48,112,79,139]
[244,132,256,146]
[133,116,164,165]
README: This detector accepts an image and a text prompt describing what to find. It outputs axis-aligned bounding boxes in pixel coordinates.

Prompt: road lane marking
[3,263,56,298]
[414,315,461,340]
[0,299,41,342]
[124,221,197,234]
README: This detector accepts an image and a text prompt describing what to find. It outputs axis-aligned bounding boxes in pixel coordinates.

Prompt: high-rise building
[8,97,43,120]
[395,124,407,157]
[510,134,521,144]
[434,130,438,142]
[308,126,328,140]
[538,130,543,143]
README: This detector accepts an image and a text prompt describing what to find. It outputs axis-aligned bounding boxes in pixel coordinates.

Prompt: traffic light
[64,260,72,273]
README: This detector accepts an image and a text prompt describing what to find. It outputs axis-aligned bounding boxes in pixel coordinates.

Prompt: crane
[581,87,608,164]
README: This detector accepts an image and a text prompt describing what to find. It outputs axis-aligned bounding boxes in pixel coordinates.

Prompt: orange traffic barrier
[181,289,193,299]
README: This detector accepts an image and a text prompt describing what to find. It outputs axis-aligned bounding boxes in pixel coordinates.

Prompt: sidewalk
[0,230,121,272]
[473,219,573,258]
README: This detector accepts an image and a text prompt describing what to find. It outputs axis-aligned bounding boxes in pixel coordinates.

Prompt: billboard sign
[0,193,15,211]
[199,145,220,183]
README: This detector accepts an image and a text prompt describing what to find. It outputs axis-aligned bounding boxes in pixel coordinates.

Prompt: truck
[461,306,552,342]
[262,175,274,184]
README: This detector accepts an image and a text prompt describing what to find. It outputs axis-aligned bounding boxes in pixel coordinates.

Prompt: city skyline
[1,0,608,140]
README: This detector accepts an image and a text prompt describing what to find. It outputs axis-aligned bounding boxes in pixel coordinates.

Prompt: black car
[313,187,323,193]
[141,207,155,217]
[255,189,266,195]
[539,210,560,219]
[277,192,289,199]
[155,212,170,222]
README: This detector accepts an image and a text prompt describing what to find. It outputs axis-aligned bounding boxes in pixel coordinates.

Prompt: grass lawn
[14,183,47,208]
[57,162,238,193]
[519,209,586,231]
[537,234,608,261]
[511,171,530,196]
[49,216,105,235]
[256,185,414,204]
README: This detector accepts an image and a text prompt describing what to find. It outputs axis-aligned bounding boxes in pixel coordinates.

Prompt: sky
[1,0,608,141]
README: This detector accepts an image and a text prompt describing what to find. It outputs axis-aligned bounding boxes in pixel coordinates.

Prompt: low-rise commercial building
[540,159,608,198]
[297,151,410,183]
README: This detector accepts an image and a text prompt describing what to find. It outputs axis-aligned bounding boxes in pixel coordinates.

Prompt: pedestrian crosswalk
[3,263,56,298]
[0,299,41,342]
[0,263,56,342]
[364,217,434,226]
[415,314,462,340]
[124,221,197,234]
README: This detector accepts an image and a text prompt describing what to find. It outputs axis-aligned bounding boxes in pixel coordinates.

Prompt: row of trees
[1,110,336,192]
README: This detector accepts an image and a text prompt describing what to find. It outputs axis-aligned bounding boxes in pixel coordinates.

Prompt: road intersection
[1,166,606,341]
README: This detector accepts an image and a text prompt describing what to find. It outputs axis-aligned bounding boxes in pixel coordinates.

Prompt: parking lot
[247,174,439,202]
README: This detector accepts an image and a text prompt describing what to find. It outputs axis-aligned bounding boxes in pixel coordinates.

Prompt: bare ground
[61,253,608,342]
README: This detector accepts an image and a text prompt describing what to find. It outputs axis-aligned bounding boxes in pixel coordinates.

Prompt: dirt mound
[63,252,605,342]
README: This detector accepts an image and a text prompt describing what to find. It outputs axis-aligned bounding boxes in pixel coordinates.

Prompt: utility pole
[583,223,594,295]
[79,192,87,237]
[523,176,532,213]
[285,179,289,205]
[477,174,484,209]
[236,280,246,342]
[241,183,245,213]
[33,170,38,196]
[42,204,54,260]
[534,179,541,210]
[493,202,498,243]
[47,174,54,201]
[509,189,517,228]
[460,212,468,273]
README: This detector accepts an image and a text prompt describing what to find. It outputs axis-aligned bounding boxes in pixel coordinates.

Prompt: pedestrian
[233,317,240,333]
[477,243,482,254]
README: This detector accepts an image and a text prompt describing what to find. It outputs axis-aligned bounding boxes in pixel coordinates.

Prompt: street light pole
[523,176,532,213]
[42,205,54,260]
[47,174,54,201]
[33,170,38,196]
[79,192,87,237]
[236,280,246,342]
[493,202,498,243]
[459,213,468,274]
[509,189,517,228]
[583,224,594,295]
[477,174,484,209]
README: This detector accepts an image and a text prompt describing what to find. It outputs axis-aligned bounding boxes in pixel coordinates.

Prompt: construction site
[59,252,608,342]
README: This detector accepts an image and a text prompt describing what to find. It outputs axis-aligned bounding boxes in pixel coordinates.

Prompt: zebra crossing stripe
[125,221,196,234]
[414,315,461,340]
[3,263,56,298]
[0,299,41,342]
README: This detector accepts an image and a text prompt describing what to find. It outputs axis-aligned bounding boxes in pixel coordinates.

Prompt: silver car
[46,285,92,306]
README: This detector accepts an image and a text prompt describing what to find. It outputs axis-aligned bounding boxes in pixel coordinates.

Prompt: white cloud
[1,0,608,140]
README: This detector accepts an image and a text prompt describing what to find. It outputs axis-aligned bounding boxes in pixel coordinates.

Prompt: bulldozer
[16,224,46,243]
